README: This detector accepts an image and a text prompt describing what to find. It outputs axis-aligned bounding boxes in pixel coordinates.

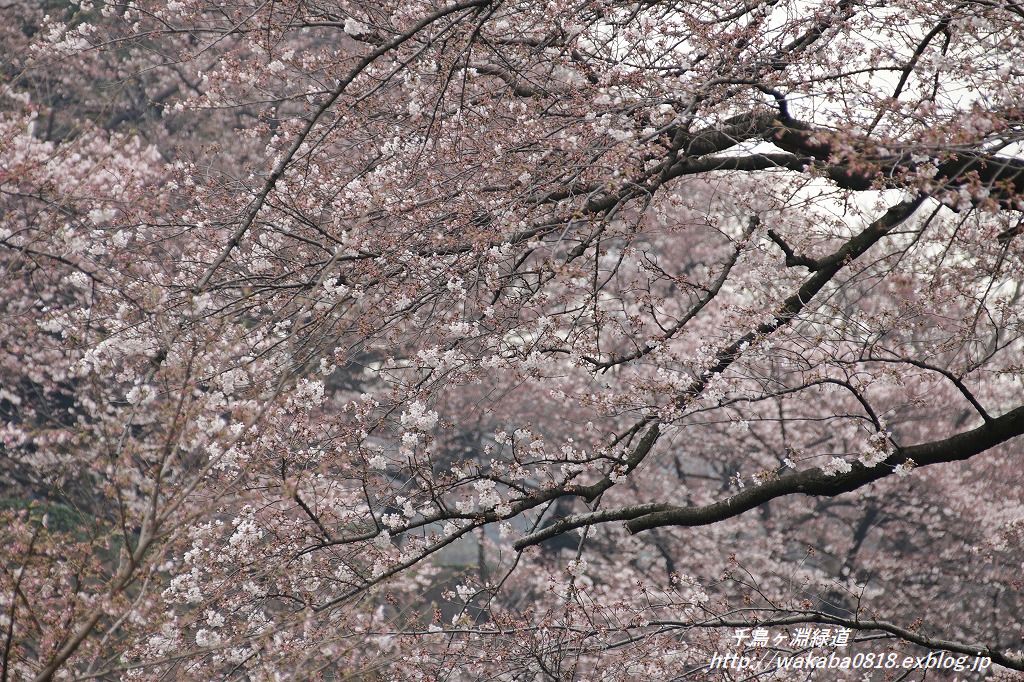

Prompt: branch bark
[515,403,1024,549]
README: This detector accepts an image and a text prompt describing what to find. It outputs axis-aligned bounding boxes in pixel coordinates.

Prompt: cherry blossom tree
[2,0,1024,679]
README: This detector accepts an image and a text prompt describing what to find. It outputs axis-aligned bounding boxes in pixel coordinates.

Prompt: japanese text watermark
[707,627,992,675]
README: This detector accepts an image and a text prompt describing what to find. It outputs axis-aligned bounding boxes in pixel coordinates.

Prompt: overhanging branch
[515,403,1024,547]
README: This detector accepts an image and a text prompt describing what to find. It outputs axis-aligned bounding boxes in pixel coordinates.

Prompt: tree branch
[766,228,825,270]
[515,403,1024,547]
[628,402,1024,533]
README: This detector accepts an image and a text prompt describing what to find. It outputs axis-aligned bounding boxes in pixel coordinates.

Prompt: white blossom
[566,559,588,577]
[400,401,438,431]
[821,457,853,476]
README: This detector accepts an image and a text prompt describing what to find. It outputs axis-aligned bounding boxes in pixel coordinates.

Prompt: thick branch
[515,403,1024,548]
[661,113,1024,208]
[766,228,825,270]
[770,121,1024,206]
[626,402,1024,533]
